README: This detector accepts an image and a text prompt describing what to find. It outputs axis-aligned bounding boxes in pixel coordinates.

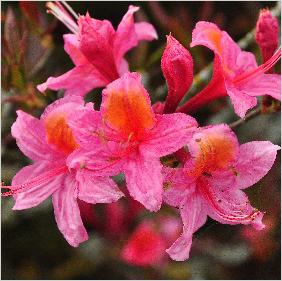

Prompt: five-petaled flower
[67,72,198,212]
[1,96,123,247]
[163,124,280,261]
[179,21,281,117]
[37,3,157,97]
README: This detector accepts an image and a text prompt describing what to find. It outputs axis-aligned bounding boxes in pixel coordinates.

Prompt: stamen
[1,166,68,197]
[46,2,79,34]
[199,179,261,223]
[61,1,79,20]
[233,47,281,86]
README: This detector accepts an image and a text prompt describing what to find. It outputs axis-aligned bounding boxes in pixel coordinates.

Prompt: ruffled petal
[134,22,158,41]
[52,175,88,247]
[66,104,102,149]
[113,6,139,66]
[161,35,194,113]
[239,74,281,100]
[124,153,163,212]
[67,147,123,177]
[37,64,107,97]
[63,34,88,66]
[200,178,265,230]
[163,167,196,208]
[76,169,124,204]
[233,141,280,189]
[166,194,207,261]
[12,162,64,210]
[11,110,58,161]
[101,72,156,139]
[141,113,198,157]
[78,15,119,81]
[226,82,257,118]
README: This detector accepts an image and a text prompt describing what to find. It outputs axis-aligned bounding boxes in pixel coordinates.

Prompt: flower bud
[255,9,279,64]
[161,35,193,113]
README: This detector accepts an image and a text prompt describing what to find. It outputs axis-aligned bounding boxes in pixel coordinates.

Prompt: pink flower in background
[121,217,181,267]
[255,9,279,64]
[163,124,280,261]
[37,3,157,97]
[161,35,194,113]
[180,21,281,117]
[1,96,123,247]
[67,72,198,211]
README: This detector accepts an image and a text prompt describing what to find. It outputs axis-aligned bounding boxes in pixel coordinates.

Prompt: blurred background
[1,1,281,279]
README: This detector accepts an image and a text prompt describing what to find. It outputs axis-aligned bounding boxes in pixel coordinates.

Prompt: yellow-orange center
[45,114,79,154]
[207,29,222,55]
[188,134,236,177]
[103,90,155,140]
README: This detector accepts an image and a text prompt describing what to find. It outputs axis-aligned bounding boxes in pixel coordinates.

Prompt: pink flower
[255,9,279,64]
[37,3,157,97]
[179,21,281,118]
[121,220,167,266]
[121,217,181,267]
[163,124,280,261]
[1,96,123,247]
[67,72,198,212]
[161,35,193,113]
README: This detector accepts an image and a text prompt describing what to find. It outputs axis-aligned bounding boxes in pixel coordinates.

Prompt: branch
[229,107,261,129]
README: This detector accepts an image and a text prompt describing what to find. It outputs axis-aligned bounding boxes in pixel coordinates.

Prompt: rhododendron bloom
[67,72,198,211]
[121,217,181,266]
[161,35,193,113]
[163,124,279,261]
[1,96,123,247]
[182,21,281,118]
[37,3,157,97]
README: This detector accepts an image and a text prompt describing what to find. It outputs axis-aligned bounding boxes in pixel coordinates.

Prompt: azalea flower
[121,217,181,267]
[37,2,157,97]
[163,124,280,261]
[67,72,198,212]
[178,21,281,118]
[1,96,123,247]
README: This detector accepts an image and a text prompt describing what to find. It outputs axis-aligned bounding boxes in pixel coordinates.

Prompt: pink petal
[163,167,196,208]
[12,162,64,210]
[11,110,59,161]
[234,141,280,189]
[67,104,102,149]
[134,22,158,41]
[67,147,123,176]
[113,6,139,66]
[63,34,88,66]
[226,82,257,118]
[239,74,281,100]
[161,35,194,113]
[200,178,265,230]
[79,15,119,82]
[76,169,124,204]
[52,175,88,247]
[117,58,129,76]
[100,72,156,138]
[37,64,107,97]
[141,113,198,158]
[166,194,207,261]
[124,153,163,212]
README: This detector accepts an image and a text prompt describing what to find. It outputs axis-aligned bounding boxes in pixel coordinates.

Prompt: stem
[229,107,261,129]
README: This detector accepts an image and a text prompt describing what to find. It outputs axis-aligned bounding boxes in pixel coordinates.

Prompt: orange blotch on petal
[45,114,79,154]
[189,134,236,177]
[206,28,222,55]
[104,89,155,139]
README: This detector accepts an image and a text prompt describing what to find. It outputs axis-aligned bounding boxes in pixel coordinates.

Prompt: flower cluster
[2,3,281,262]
